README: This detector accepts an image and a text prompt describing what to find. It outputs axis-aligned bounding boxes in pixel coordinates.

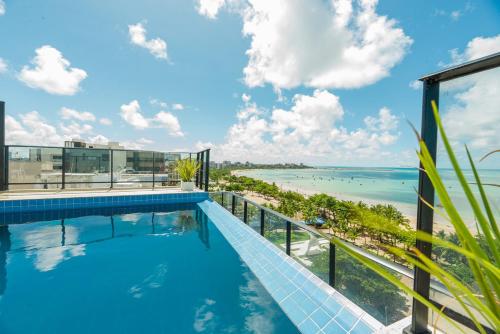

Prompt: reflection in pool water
[0,204,299,334]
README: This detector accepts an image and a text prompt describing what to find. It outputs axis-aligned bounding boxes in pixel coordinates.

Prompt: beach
[233,167,500,234]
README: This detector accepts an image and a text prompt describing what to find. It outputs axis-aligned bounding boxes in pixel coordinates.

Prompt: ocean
[235,167,500,230]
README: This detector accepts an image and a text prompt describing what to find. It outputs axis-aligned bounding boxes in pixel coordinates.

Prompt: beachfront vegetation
[210,173,416,265]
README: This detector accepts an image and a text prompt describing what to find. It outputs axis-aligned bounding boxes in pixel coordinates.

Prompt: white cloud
[18,45,87,95]
[120,100,150,129]
[172,103,184,110]
[0,57,7,73]
[6,110,111,147]
[450,10,461,21]
[150,98,168,108]
[88,134,109,145]
[122,138,154,150]
[6,111,64,146]
[409,80,422,90]
[364,107,398,132]
[0,1,5,16]
[154,111,184,137]
[216,89,400,164]
[203,0,412,90]
[60,122,93,138]
[197,0,227,19]
[195,141,215,151]
[99,118,112,126]
[120,100,184,136]
[444,35,500,68]
[440,35,500,166]
[60,107,96,122]
[434,3,472,22]
[128,22,168,60]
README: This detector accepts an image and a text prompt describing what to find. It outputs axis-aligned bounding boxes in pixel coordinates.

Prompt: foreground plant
[176,158,201,182]
[331,101,499,333]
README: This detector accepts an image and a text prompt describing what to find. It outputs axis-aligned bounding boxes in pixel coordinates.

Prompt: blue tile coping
[0,191,209,214]
[198,200,385,334]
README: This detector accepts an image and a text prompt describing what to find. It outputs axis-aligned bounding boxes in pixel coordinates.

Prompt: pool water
[0,203,299,334]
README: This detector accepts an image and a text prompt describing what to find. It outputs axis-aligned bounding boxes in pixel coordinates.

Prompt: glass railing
[209,191,420,326]
[5,145,208,191]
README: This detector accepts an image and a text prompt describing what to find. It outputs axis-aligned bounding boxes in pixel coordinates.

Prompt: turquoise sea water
[0,204,299,334]
[237,167,500,227]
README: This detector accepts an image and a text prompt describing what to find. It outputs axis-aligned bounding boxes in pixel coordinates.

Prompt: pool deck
[0,187,201,201]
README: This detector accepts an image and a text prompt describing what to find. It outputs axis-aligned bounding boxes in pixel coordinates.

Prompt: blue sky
[0,0,499,166]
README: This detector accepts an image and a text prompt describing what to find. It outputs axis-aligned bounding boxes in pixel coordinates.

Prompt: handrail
[5,144,194,155]
[211,191,452,297]
[3,145,210,191]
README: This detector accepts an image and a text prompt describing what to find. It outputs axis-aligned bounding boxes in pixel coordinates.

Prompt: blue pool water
[0,203,299,334]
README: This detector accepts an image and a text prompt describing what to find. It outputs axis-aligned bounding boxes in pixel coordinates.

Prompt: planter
[181,181,195,191]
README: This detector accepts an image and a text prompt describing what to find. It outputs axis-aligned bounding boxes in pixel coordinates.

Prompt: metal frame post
[260,209,265,236]
[195,152,200,187]
[221,191,224,207]
[286,221,291,255]
[0,101,5,191]
[61,147,66,190]
[110,150,114,189]
[3,147,8,191]
[199,152,204,190]
[231,194,236,215]
[243,200,248,224]
[406,79,439,334]
[152,151,155,189]
[329,242,336,287]
[204,149,210,192]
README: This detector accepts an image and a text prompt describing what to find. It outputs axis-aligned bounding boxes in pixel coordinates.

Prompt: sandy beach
[233,170,458,234]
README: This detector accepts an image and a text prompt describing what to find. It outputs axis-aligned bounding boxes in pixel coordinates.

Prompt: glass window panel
[263,213,287,251]
[234,197,245,221]
[64,148,110,189]
[112,150,153,188]
[431,67,500,332]
[246,202,261,233]
[290,225,330,283]
[8,146,63,189]
[334,246,411,326]
[154,152,182,187]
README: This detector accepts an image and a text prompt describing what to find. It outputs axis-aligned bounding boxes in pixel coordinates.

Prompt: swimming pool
[0,202,299,333]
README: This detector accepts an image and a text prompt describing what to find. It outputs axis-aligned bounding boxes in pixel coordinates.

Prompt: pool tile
[198,200,383,334]
[334,308,359,331]
[323,319,348,334]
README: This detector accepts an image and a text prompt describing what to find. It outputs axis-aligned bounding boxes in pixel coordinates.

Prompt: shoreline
[233,170,458,234]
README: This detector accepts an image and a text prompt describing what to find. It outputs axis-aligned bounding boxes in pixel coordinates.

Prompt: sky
[0,0,499,167]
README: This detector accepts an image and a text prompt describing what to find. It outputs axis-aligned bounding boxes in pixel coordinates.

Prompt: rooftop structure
[0,54,498,334]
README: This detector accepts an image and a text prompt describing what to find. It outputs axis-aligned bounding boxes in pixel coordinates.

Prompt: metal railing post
[199,152,204,190]
[260,209,265,236]
[221,192,224,207]
[152,151,155,189]
[329,241,336,287]
[231,194,236,215]
[243,200,248,224]
[3,146,8,191]
[286,221,291,255]
[195,152,200,187]
[204,149,210,192]
[0,101,5,191]
[407,79,440,334]
[110,150,114,189]
[62,147,66,190]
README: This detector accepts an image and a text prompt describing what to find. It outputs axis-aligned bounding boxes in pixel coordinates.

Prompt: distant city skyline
[0,0,499,167]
